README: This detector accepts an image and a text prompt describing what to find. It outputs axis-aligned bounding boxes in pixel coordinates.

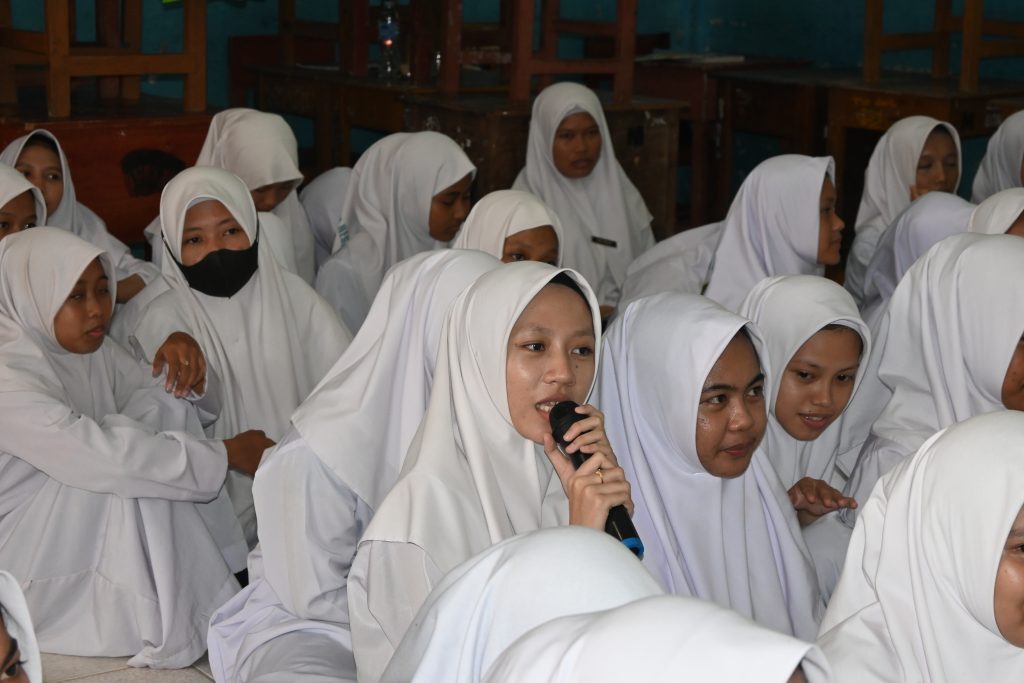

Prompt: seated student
[206,249,501,683]
[513,82,654,313]
[624,155,842,314]
[1,130,159,303]
[316,132,475,333]
[968,187,1024,236]
[348,263,633,683]
[595,292,823,639]
[845,116,962,305]
[488,599,834,683]
[818,411,1024,682]
[972,110,1024,203]
[452,189,563,266]
[382,526,662,683]
[0,164,43,239]
[299,166,353,272]
[860,192,974,331]
[1,569,40,683]
[739,275,871,494]
[125,167,352,548]
[0,227,268,668]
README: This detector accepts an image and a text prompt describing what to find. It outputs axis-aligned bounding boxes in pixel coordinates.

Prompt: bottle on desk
[378,0,401,81]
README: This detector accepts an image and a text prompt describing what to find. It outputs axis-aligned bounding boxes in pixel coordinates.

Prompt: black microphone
[549,401,644,559]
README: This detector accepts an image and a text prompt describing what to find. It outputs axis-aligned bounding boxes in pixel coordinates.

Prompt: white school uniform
[0,570,41,683]
[300,166,353,271]
[703,155,834,312]
[842,232,1024,517]
[316,132,477,333]
[971,110,1024,202]
[845,116,962,305]
[513,82,654,307]
[127,167,352,547]
[739,275,871,490]
[348,262,601,683]
[859,191,973,331]
[0,163,46,224]
[616,220,722,313]
[452,189,564,263]
[594,292,824,640]
[486,595,835,683]
[968,187,1024,235]
[819,411,1024,682]
[382,526,662,683]
[0,227,241,668]
[0,130,159,287]
[206,249,501,683]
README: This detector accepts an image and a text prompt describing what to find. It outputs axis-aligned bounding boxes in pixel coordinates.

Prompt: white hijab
[0,571,41,683]
[317,132,477,332]
[0,163,46,224]
[357,262,601,575]
[0,130,152,282]
[739,275,872,490]
[299,166,353,270]
[860,191,973,329]
[486,595,835,683]
[513,82,653,305]
[968,187,1024,235]
[452,189,564,264]
[382,526,661,683]
[819,411,1024,683]
[868,232,1024,457]
[703,155,834,312]
[854,116,963,234]
[195,108,315,283]
[595,292,823,640]
[291,248,501,509]
[972,110,1024,202]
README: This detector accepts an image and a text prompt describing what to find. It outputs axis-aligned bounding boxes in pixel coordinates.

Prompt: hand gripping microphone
[549,401,644,559]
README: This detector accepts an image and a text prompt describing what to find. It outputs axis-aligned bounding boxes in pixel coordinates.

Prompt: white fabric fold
[0,570,41,683]
[300,166,353,271]
[972,110,1024,202]
[819,411,1024,682]
[968,187,1024,235]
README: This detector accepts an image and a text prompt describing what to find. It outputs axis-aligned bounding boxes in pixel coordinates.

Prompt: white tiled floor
[42,653,214,682]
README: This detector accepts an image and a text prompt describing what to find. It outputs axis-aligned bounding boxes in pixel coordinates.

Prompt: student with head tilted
[819,411,1024,682]
[513,82,654,313]
[206,248,501,683]
[595,292,824,640]
[315,132,476,333]
[452,189,563,266]
[0,227,268,668]
[619,155,843,314]
[1,130,160,303]
[967,187,1024,236]
[972,110,1024,203]
[844,116,962,305]
[0,163,44,240]
[348,262,633,682]
[125,167,352,549]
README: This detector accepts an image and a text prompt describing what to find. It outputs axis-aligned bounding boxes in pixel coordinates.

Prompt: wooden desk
[403,92,682,240]
[715,67,833,217]
[990,96,1024,121]
[825,73,1024,220]
[632,56,810,227]
[254,65,434,174]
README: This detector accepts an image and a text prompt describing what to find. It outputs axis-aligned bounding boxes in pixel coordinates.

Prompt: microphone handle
[563,449,644,560]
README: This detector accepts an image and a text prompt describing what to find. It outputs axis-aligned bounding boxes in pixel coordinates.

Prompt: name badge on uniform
[591,236,618,248]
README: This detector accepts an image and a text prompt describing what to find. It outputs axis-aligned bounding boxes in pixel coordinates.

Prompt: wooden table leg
[45,0,71,118]
[689,120,709,227]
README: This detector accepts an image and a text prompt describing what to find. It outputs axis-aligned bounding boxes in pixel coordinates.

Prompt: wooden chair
[864,0,1024,91]
[438,0,636,103]
[0,0,206,117]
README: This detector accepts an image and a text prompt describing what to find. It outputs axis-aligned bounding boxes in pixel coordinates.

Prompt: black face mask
[167,229,259,298]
